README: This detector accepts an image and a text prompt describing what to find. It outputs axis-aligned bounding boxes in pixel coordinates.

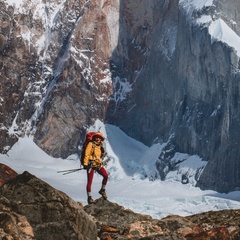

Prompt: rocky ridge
[0,164,97,240]
[0,164,239,240]
[85,198,240,240]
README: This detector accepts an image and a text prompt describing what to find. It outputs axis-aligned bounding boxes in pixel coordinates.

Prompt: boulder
[0,171,97,240]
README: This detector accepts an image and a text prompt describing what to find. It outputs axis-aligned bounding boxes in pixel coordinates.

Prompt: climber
[82,131,108,204]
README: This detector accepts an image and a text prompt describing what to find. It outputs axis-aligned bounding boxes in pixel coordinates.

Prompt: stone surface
[0,0,119,157]
[0,171,97,240]
[106,0,240,192]
[0,163,18,187]
[0,197,34,240]
[85,198,240,240]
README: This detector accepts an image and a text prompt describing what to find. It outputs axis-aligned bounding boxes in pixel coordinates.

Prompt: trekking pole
[57,167,84,175]
[102,156,112,166]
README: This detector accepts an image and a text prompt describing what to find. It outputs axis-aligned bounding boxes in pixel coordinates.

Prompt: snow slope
[180,0,240,57]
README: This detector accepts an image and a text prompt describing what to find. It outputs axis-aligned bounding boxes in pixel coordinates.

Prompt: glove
[84,160,94,170]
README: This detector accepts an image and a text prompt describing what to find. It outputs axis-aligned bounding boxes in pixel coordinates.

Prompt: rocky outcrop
[85,198,240,240]
[0,166,239,240]
[186,210,240,240]
[0,170,97,240]
[0,197,34,239]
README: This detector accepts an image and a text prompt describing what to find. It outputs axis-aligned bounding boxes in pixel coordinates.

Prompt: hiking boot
[99,188,107,199]
[87,196,95,204]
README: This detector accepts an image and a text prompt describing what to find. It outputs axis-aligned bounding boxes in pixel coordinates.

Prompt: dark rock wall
[174,4,240,192]
[106,0,240,192]
[0,1,40,150]
[33,0,118,157]
[107,0,179,145]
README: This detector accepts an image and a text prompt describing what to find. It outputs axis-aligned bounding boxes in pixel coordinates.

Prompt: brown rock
[0,163,18,187]
[0,197,34,240]
[0,171,97,240]
[100,234,113,240]
[100,225,120,233]
[85,198,240,240]
[186,210,240,240]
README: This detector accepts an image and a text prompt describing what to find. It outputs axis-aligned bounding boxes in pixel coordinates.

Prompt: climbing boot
[87,196,95,204]
[99,188,107,199]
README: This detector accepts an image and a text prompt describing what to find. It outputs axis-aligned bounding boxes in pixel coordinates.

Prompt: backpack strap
[91,142,96,159]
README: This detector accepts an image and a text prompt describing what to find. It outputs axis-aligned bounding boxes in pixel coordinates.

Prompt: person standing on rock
[83,132,108,204]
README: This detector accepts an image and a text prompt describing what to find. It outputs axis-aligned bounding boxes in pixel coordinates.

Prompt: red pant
[86,167,108,193]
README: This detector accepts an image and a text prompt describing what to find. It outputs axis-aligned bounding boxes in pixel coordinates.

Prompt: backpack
[80,132,105,166]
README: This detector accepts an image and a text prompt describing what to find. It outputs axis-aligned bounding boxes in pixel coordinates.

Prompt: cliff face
[0,0,119,157]
[106,0,240,193]
[1,0,240,192]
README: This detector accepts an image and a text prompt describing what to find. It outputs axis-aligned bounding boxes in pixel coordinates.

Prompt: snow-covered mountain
[1,0,240,193]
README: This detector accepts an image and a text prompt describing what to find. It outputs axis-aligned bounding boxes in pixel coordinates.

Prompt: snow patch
[209,19,240,57]
[196,15,212,25]
[4,0,24,9]
[180,0,214,13]
[111,77,132,105]
[100,69,112,84]
[180,0,240,57]
[166,154,207,185]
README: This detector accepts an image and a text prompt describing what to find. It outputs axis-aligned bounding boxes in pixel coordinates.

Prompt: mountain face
[1,0,240,192]
[107,0,240,193]
[0,0,119,156]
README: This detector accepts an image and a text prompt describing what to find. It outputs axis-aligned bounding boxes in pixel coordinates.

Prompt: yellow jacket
[83,141,103,168]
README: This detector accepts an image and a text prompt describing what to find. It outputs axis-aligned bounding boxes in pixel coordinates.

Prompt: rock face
[0,171,97,240]
[0,0,119,157]
[1,0,240,192]
[0,197,35,239]
[106,0,240,192]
